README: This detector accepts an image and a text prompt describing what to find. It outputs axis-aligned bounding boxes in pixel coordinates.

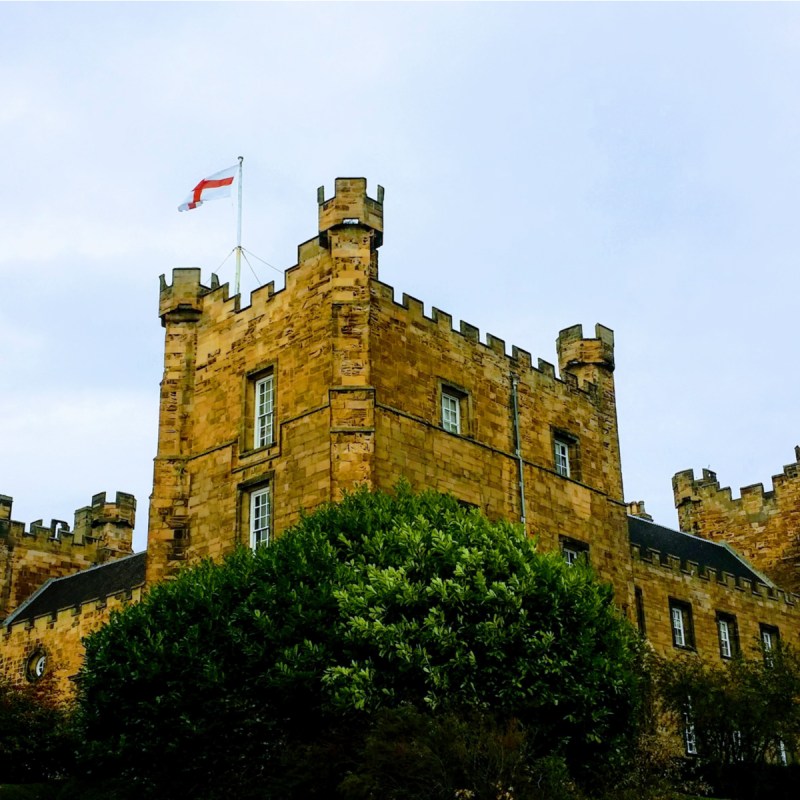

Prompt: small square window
[669,599,694,650]
[716,612,739,659]
[560,536,589,566]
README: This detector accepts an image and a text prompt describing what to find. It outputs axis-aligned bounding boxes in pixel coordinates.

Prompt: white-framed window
[250,486,271,549]
[670,599,694,649]
[716,613,738,659]
[441,391,461,434]
[760,623,779,664]
[552,431,579,480]
[731,730,744,762]
[560,535,589,567]
[684,712,697,755]
[254,374,275,449]
[25,649,47,683]
[554,439,570,478]
[719,619,732,658]
[672,607,686,647]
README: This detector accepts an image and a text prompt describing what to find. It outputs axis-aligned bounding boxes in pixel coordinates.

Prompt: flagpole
[235,156,244,296]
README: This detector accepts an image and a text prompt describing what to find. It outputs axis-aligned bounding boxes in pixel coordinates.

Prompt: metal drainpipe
[511,375,526,526]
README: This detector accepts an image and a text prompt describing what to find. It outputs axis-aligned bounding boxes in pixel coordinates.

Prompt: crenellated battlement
[630,542,800,608]
[672,448,800,592]
[556,323,615,374]
[0,491,135,548]
[0,492,136,620]
[318,177,384,249]
[673,447,800,515]
[372,281,613,402]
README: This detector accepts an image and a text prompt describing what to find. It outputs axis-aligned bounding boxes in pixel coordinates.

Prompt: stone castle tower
[149,177,633,605]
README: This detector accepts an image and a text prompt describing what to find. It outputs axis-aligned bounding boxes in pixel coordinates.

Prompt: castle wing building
[2,178,798,707]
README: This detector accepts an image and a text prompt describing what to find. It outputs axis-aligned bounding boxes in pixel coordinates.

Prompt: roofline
[627,514,770,584]
[719,541,775,589]
[2,551,146,628]
[4,577,55,627]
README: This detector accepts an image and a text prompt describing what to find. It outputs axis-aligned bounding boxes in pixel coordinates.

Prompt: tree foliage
[0,674,74,784]
[657,644,800,799]
[74,485,643,798]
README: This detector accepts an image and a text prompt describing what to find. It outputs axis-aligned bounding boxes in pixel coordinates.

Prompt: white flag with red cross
[178,164,238,212]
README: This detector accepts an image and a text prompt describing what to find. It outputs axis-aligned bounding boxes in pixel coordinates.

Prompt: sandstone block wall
[1,585,144,697]
[673,450,800,593]
[0,493,135,620]
[632,543,800,658]
[147,178,631,609]
[148,179,382,584]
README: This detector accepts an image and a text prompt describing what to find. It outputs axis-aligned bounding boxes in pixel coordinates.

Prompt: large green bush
[74,485,643,798]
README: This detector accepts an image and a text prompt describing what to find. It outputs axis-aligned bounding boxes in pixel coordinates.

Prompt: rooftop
[4,552,146,627]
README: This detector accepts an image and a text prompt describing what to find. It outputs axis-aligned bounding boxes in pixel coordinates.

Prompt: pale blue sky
[1,2,798,551]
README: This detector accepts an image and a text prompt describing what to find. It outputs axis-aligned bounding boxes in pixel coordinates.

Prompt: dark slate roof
[4,551,146,626]
[627,516,769,586]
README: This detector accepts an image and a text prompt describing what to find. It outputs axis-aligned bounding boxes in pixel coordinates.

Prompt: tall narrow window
[441,391,461,434]
[554,439,570,477]
[760,623,779,663]
[716,612,738,660]
[670,599,694,649]
[254,374,275,448]
[250,486,271,548]
[683,712,697,756]
[635,586,646,635]
[719,619,732,658]
[551,430,580,480]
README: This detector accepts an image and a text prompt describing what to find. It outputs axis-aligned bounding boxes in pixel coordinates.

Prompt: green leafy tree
[74,485,643,799]
[657,644,800,799]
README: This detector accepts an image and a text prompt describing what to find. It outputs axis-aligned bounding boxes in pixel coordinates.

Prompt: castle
[2,180,799,744]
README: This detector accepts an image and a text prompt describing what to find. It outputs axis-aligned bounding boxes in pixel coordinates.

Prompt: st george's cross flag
[178,164,238,212]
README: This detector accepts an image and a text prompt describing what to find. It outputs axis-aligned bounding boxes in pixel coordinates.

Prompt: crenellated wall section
[147,177,631,605]
[673,449,800,593]
[1,566,144,696]
[368,281,631,603]
[631,538,800,658]
[0,492,135,620]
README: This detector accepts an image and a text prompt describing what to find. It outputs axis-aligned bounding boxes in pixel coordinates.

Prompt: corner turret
[318,178,384,250]
[159,268,213,326]
[556,323,615,383]
[556,323,622,501]
[73,491,136,561]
